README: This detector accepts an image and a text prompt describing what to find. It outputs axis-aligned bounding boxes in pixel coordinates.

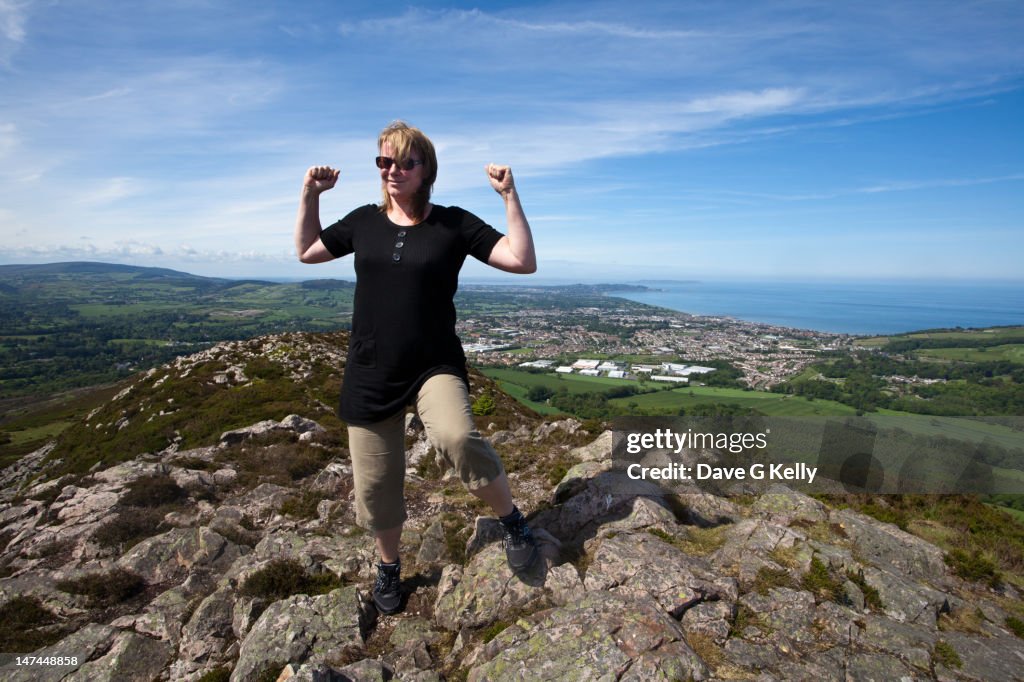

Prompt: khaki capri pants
[347,373,505,531]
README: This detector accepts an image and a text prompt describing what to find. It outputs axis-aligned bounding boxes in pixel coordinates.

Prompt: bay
[608,280,1024,335]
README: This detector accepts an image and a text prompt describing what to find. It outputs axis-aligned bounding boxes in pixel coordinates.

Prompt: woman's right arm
[295,165,340,264]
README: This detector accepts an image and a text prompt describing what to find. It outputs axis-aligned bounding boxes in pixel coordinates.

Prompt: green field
[482,368,642,394]
[864,414,1024,451]
[856,326,1024,348]
[608,386,859,416]
[482,368,860,417]
[990,504,1024,523]
[915,344,1024,364]
[4,420,72,445]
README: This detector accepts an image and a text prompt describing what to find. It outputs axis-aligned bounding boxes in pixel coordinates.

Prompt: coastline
[604,280,1024,336]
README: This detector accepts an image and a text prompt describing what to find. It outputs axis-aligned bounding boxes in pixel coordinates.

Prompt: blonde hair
[378,120,437,221]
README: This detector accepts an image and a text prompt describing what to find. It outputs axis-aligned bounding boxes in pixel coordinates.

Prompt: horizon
[0,2,1022,280]
[5,259,1024,288]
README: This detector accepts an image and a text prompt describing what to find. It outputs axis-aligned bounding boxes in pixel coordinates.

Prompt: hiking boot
[501,513,539,572]
[372,561,402,615]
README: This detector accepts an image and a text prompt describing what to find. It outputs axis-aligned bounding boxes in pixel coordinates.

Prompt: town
[456,299,854,390]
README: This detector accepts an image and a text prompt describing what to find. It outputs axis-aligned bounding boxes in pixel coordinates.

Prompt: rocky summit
[1,332,1023,681]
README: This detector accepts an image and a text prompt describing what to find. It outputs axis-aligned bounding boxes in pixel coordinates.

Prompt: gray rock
[170,467,217,493]
[770,648,848,681]
[464,516,504,561]
[434,543,578,630]
[231,595,267,641]
[407,437,432,469]
[219,414,324,446]
[533,470,666,542]
[584,531,733,617]
[1,624,117,682]
[937,630,1024,682]
[860,614,936,671]
[416,520,450,565]
[165,445,220,467]
[567,429,612,462]
[722,636,781,672]
[171,585,237,678]
[230,586,365,682]
[249,530,374,579]
[862,565,949,627]
[117,527,241,584]
[388,616,444,651]
[0,442,57,502]
[54,488,119,524]
[590,496,682,539]
[63,631,173,681]
[830,508,947,582]
[811,600,863,649]
[489,429,516,445]
[310,461,352,496]
[391,639,434,677]
[681,600,734,644]
[552,460,611,503]
[844,652,918,681]
[116,573,213,647]
[225,483,293,525]
[749,485,828,525]
[738,588,818,646]
[338,658,389,681]
[213,468,237,487]
[716,518,806,557]
[466,590,708,681]
[841,578,866,611]
[672,491,744,526]
[532,418,583,442]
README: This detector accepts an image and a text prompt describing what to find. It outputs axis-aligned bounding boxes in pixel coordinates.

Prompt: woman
[293,121,539,615]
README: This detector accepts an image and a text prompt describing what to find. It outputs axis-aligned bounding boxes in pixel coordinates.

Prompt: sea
[606,280,1024,336]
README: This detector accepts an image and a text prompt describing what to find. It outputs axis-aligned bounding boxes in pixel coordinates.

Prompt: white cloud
[0,0,27,68]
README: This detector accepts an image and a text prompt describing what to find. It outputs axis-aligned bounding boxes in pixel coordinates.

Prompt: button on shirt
[318,204,504,425]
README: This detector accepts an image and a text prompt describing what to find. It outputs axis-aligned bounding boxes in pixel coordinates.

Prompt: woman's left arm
[485,164,537,274]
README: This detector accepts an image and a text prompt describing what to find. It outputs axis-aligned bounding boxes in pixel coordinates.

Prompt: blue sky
[0,1,1022,281]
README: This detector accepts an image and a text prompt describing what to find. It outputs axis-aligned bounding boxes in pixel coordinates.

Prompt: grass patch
[729,603,760,637]
[480,619,512,643]
[279,490,330,520]
[684,632,726,670]
[800,556,843,603]
[120,474,187,507]
[55,567,146,607]
[240,558,345,603]
[938,607,988,635]
[415,447,443,480]
[933,640,962,669]
[546,449,578,487]
[1006,615,1024,639]
[646,527,689,553]
[945,548,1002,588]
[845,570,883,611]
[196,668,232,682]
[0,596,67,652]
[819,494,1024,587]
[228,435,335,487]
[675,524,730,557]
[92,507,168,549]
[440,513,470,565]
[753,566,797,595]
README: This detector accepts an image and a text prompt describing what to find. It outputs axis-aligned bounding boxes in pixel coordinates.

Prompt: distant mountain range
[0,261,223,281]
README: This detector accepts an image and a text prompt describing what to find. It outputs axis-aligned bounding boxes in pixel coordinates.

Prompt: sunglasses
[375,156,424,171]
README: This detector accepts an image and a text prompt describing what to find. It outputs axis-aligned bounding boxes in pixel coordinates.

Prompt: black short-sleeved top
[319,204,504,425]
